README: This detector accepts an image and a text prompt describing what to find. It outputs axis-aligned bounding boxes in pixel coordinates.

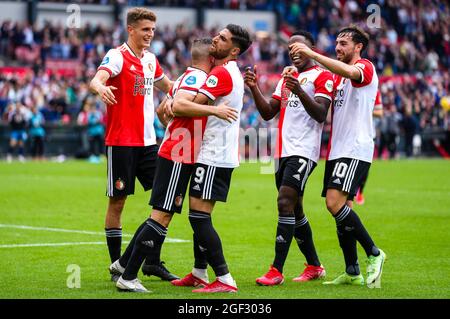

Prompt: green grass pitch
[0,159,449,299]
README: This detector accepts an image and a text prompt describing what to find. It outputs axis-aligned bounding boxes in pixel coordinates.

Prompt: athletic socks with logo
[273,215,295,273]
[118,221,146,267]
[105,227,122,263]
[122,218,167,280]
[334,205,380,274]
[294,216,321,267]
[188,210,229,277]
[193,233,208,270]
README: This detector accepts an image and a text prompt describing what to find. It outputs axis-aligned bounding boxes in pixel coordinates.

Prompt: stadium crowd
[0,0,449,159]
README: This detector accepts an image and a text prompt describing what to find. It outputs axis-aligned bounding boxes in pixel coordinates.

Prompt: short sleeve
[198,66,233,101]
[272,78,284,101]
[374,90,382,111]
[97,49,123,77]
[351,59,374,88]
[314,70,334,101]
[178,71,208,96]
[154,58,164,82]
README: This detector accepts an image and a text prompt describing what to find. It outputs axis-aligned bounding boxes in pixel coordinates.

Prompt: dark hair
[126,7,156,26]
[291,30,315,46]
[226,24,252,56]
[337,25,370,52]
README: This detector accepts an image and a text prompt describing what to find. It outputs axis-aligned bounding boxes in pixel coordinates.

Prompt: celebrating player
[289,25,386,288]
[89,7,175,281]
[245,31,332,285]
[170,24,252,293]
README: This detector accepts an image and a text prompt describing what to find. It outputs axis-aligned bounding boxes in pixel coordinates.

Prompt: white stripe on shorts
[343,159,359,192]
[163,162,182,210]
[107,146,113,196]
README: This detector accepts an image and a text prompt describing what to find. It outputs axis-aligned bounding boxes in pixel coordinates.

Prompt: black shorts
[189,163,234,202]
[275,156,317,196]
[150,156,194,214]
[321,158,371,199]
[106,145,158,197]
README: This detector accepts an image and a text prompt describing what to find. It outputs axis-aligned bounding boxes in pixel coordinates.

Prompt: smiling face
[128,19,155,50]
[335,33,360,64]
[209,28,238,60]
[288,35,312,71]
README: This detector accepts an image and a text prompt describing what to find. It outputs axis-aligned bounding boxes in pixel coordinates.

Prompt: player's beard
[337,50,353,64]
[210,47,230,60]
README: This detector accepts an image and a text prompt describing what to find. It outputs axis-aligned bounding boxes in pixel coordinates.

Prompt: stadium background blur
[1,0,449,160]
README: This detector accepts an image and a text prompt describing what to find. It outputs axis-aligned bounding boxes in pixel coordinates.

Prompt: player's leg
[105,195,127,263]
[104,146,136,265]
[115,212,169,293]
[292,196,326,282]
[256,184,296,286]
[323,159,385,287]
[355,169,368,205]
[119,209,173,282]
[133,155,190,281]
[186,164,237,293]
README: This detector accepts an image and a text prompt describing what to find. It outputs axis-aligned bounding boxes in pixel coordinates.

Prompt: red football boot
[255,265,284,286]
[192,279,238,293]
[171,273,208,288]
[293,263,326,282]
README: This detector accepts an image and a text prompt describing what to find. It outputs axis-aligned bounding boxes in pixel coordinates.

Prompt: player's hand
[284,74,302,96]
[244,65,258,89]
[215,101,238,123]
[99,85,118,105]
[289,42,314,58]
[164,98,174,119]
[281,65,296,76]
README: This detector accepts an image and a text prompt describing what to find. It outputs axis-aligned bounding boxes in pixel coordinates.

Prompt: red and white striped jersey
[158,67,208,164]
[272,65,334,162]
[197,60,243,168]
[97,43,165,147]
[329,58,378,162]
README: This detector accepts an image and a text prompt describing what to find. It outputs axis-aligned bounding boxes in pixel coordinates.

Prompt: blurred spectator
[6,103,30,162]
[86,101,104,163]
[379,103,402,159]
[29,105,46,160]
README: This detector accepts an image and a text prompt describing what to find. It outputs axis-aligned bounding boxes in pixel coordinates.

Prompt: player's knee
[325,196,341,215]
[108,196,127,215]
[277,195,295,216]
[151,210,173,228]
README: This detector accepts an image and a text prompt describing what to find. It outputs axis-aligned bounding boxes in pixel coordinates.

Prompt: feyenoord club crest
[148,63,153,72]
[115,178,125,190]
[299,78,307,85]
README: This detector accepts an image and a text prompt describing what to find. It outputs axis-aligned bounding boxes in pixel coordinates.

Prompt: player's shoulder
[354,58,375,70]
[186,67,208,77]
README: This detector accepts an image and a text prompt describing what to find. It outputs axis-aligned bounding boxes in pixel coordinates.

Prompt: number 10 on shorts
[332,162,348,178]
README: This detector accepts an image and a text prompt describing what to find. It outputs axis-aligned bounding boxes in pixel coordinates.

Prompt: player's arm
[289,43,362,82]
[155,75,173,94]
[244,65,280,121]
[89,70,117,105]
[373,90,383,117]
[284,74,330,123]
[373,107,383,118]
[173,92,238,123]
[156,96,170,127]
